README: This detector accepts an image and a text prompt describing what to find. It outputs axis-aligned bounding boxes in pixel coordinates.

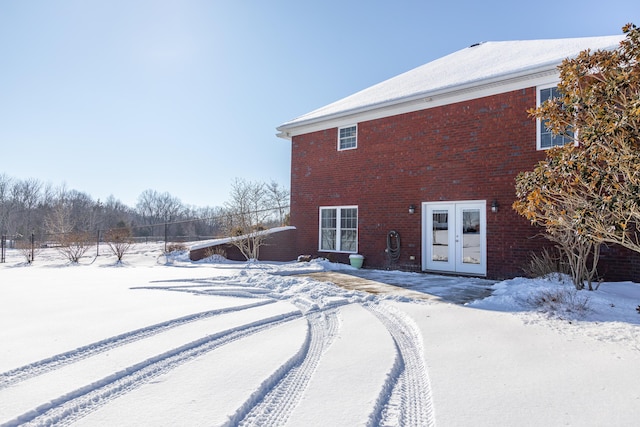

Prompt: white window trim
[337,124,358,151]
[536,83,555,150]
[318,205,358,253]
[536,83,575,150]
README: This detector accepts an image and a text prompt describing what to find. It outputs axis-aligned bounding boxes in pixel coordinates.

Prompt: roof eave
[277,63,562,140]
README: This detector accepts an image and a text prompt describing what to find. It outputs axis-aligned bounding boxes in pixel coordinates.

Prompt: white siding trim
[278,68,560,139]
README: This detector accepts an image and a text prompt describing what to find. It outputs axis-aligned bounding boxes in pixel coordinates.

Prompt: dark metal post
[31,233,35,263]
[164,223,168,252]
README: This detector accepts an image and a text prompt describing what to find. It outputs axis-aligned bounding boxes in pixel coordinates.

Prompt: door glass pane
[462,209,480,264]
[431,210,448,262]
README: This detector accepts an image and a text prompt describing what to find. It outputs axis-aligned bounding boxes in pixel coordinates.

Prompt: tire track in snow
[228,308,340,427]
[4,310,303,427]
[0,300,273,390]
[134,282,274,299]
[365,302,436,427]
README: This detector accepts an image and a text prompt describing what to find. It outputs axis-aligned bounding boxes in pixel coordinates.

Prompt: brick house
[277,34,640,281]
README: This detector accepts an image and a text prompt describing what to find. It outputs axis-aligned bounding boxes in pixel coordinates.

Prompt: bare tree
[265,181,290,225]
[223,178,277,260]
[136,189,184,237]
[0,174,13,234]
[10,178,43,235]
[67,190,99,231]
[45,185,75,237]
[0,173,247,248]
[190,205,225,238]
[101,195,135,230]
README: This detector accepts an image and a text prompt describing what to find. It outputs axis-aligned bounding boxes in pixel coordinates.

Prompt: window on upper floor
[537,85,574,150]
[319,206,358,252]
[338,125,357,150]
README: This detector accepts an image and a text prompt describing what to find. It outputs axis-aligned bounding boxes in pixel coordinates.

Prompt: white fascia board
[277,66,561,140]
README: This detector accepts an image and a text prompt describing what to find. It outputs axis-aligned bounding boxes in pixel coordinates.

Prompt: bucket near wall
[349,254,364,269]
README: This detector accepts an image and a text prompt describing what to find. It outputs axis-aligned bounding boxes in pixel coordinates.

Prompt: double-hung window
[319,206,358,252]
[338,125,357,150]
[537,84,573,150]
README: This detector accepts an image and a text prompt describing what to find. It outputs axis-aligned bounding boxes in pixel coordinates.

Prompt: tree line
[0,174,289,247]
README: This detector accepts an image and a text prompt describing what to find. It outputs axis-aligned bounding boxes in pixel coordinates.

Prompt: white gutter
[276,63,562,140]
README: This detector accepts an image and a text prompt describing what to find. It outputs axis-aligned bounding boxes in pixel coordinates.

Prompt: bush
[15,239,40,264]
[522,247,569,280]
[57,232,92,263]
[105,228,133,262]
[528,287,591,318]
[165,243,187,254]
[204,246,226,259]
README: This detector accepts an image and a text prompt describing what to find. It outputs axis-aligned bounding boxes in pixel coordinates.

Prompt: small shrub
[57,232,92,263]
[15,240,40,264]
[528,287,591,318]
[105,228,133,262]
[204,246,227,259]
[160,243,189,265]
[165,243,187,254]
[522,247,569,280]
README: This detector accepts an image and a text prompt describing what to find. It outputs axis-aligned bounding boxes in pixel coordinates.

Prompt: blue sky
[0,1,637,209]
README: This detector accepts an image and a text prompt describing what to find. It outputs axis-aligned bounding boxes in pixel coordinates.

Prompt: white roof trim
[277,35,623,139]
[278,67,560,138]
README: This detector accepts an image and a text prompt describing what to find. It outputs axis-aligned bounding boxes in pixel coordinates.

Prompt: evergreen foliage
[514,24,640,289]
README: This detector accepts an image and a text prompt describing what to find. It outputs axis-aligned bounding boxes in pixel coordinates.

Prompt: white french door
[422,201,486,276]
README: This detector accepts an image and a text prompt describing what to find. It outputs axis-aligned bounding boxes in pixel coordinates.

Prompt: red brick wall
[597,244,640,282]
[289,87,640,281]
[189,228,298,262]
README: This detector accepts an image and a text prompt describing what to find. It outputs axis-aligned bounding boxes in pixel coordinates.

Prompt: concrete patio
[299,269,495,304]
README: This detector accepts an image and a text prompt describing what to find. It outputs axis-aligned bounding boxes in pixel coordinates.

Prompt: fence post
[1,235,5,263]
[31,233,35,263]
[164,223,168,252]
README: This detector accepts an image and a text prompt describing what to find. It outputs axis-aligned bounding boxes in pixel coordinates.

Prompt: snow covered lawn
[1,244,639,426]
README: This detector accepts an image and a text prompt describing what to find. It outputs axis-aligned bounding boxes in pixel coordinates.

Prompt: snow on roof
[189,225,296,251]
[278,35,624,132]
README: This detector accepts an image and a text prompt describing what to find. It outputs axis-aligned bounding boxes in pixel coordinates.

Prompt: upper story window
[319,206,358,252]
[537,85,573,150]
[338,125,357,150]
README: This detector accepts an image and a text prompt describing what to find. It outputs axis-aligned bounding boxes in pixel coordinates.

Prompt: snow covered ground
[1,244,639,426]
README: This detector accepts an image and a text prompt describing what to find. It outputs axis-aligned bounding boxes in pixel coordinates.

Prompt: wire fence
[0,206,289,263]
